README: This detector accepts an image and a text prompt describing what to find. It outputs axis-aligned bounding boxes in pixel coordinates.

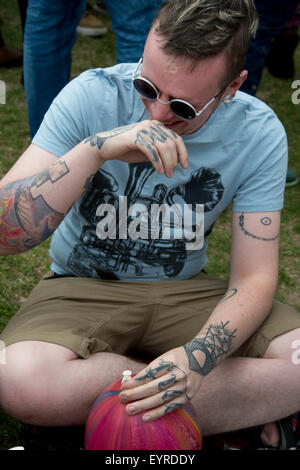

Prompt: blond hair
[154,0,258,83]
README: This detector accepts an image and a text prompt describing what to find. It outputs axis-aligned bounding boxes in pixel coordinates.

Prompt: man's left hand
[119,346,203,422]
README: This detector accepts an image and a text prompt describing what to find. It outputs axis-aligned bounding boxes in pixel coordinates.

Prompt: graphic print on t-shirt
[67,162,224,279]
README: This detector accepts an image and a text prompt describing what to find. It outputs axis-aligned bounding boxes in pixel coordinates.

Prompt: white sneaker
[77,9,108,37]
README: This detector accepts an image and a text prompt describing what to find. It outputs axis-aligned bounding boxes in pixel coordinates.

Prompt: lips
[163,120,181,127]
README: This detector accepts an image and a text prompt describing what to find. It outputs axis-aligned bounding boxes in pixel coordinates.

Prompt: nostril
[149,100,174,121]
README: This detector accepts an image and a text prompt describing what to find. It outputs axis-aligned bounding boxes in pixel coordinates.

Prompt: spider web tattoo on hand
[184,321,237,376]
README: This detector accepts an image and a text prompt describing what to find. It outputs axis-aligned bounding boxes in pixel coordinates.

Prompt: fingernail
[143,414,151,422]
[127,405,137,414]
[119,393,127,402]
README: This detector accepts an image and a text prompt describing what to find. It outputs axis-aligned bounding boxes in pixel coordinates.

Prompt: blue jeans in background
[104,0,163,64]
[23,0,163,139]
[241,0,300,95]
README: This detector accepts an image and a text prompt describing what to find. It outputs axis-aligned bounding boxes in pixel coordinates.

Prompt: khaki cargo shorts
[1,272,300,360]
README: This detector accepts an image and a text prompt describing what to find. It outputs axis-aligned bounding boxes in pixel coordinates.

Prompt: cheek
[140,97,151,113]
[142,99,160,120]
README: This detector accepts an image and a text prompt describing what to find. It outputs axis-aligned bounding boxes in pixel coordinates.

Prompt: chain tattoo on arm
[239,213,279,241]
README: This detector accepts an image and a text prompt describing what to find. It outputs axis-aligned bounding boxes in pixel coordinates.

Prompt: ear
[222,70,248,102]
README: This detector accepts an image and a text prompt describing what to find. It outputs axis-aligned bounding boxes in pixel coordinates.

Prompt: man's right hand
[84,120,189,178]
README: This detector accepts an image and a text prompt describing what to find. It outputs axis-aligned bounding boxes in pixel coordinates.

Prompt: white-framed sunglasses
[132,57,228,121]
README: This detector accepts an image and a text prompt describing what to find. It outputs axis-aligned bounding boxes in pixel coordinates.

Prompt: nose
[149,98,175,122]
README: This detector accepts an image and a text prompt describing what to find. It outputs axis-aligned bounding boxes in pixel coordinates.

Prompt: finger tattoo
[157,122,178,139]
[162,390,184,401]
[135,131,161,162]
[134,359,174,382]
[158,373,177,391]
[134,123,173,163]
[164,403,182,414]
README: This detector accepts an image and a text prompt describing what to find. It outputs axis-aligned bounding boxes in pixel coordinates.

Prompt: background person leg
[103,0,163,63]
[23,0,87,139]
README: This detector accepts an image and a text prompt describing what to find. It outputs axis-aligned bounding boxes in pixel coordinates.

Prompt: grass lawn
[0,0,300,450]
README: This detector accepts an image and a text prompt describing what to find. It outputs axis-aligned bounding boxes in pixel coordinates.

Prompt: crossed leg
[192,327,300,443]
[1,327,300,441]
[0,341,147,426]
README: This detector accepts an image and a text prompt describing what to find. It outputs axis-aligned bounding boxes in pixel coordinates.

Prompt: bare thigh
[0,340,78,410]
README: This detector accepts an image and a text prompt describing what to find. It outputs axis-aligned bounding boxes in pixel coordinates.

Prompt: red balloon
[84,378,202,450]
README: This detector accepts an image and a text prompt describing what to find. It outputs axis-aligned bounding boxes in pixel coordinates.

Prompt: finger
[134,122,182,177]
[121,358,175,390]
[156,122,188,170]
[120,365,188,407]
[155,144,178,178]
[134,129,165,174]
[149,122,185,176]
[142,398,187,423]
[120,371,178,402]
[125,387,187,417]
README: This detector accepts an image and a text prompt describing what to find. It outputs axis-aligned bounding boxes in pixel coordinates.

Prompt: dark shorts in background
[1,272,300,360]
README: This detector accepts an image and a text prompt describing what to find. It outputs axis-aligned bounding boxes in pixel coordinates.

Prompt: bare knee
[264,328,300,361]
[0,340,76,423]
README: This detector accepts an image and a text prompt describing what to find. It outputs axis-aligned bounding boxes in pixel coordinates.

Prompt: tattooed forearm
[0,161,70,254]
[219,288,238,304]
[83,173,95,190]
[84,124,136,150]
[239,213,279,241]
[184,321,237,376]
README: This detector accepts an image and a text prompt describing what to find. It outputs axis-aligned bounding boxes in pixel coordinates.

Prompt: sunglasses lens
[133,78,158,100]
[170,101,196,120]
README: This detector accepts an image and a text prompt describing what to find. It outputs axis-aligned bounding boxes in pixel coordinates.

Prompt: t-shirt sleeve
[232,111,288,212]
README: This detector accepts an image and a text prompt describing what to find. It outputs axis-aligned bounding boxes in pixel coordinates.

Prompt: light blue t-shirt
[33,63,288,281]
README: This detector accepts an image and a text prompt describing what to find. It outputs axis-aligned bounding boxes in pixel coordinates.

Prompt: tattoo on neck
[184,321,237,376]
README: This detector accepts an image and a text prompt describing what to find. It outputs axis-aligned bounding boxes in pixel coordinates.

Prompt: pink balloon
[84,378,202,450]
